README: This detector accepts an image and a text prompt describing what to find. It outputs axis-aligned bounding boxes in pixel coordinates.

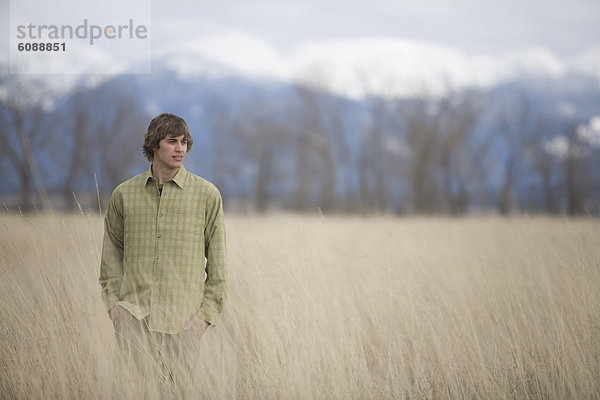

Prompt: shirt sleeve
[99,189,125,312]
[197,186,228,326]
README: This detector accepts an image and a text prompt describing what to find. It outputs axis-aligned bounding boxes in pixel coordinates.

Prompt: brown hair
[142,112,193,162]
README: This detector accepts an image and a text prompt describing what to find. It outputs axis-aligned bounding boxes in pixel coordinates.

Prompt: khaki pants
[113,311,205,399]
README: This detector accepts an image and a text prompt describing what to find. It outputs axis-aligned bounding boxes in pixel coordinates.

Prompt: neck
[151,164,180,185]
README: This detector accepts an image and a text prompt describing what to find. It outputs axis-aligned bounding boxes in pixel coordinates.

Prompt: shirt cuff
[103,294,120,312]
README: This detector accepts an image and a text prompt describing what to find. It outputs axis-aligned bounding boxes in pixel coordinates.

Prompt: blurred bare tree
[50,80,147,211]
[57,90,93,210]
[94,87,146,196]
[293,85,346,212]
[358,97,390,213]
[403,98,442,213]
[248,115,287,213]
[231,98,290,212]
[436,93,487,214]
[0,76,53,212]
[522,119,559,212]
[495,94,539,215]
[209,96,244,207]
[562,120,599,214]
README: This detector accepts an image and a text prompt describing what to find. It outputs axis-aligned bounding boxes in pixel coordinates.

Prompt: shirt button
[157,234,161,238]
[155,256,159,261]
[159,213,164,217]
[153,276,159,282]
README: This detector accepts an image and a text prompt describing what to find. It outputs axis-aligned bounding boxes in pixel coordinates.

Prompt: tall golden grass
[0,213,599,399]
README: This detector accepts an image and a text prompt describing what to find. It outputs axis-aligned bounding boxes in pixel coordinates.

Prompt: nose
[176,141,185,152]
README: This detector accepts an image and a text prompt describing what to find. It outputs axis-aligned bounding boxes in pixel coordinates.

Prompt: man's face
[153,134,187,170]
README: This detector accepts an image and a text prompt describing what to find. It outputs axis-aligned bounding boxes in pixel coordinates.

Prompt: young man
[99,112,227,396]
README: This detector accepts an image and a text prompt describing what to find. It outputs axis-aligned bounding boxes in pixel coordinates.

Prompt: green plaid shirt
[99,165,227,334]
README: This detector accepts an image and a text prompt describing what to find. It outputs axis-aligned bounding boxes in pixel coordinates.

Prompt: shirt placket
[151,180,165,324]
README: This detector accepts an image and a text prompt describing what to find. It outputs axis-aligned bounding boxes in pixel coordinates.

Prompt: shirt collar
[143,164,188,189]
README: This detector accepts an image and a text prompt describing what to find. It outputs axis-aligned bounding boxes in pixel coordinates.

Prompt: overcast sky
[149,0,600,58]
[3,0,599,57]
[1,0,599,96]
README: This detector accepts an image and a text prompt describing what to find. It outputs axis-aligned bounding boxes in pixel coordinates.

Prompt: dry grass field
[0,213,599,399]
